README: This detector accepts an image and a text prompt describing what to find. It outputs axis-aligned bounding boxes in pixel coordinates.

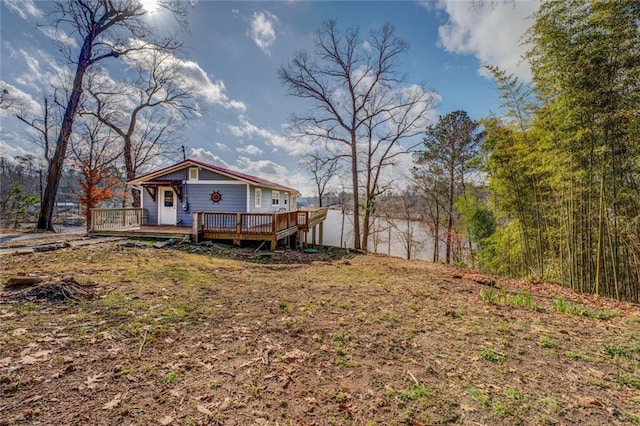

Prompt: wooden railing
[195,211,300,236]
[297,208,329,231]
[90,208,143,231]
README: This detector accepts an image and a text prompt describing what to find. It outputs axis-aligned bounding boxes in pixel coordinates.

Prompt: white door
[158,187,177,225]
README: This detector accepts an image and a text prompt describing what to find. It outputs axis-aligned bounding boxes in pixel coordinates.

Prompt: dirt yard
[1,242,639,425]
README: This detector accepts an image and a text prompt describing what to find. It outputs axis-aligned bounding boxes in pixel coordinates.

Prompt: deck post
[192,212,200,243]
[312,225,316,245]
[236,213,242,235]
[319,222,324,246]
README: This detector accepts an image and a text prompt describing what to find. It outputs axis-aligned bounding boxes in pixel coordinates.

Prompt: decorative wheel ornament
[210,191,223,204]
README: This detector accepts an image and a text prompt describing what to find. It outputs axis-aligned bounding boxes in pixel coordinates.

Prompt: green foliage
[481,0,640,302]
[5,183,39,228]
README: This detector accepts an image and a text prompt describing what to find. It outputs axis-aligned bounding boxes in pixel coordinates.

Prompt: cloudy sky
[0,0,538,196]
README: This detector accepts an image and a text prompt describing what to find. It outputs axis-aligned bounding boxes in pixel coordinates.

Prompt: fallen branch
[138,329,149,357]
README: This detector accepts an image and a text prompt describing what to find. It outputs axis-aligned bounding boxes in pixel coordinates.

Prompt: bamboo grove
[480,1,640,302]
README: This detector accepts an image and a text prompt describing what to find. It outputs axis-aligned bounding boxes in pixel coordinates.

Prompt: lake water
[306,209,440,261]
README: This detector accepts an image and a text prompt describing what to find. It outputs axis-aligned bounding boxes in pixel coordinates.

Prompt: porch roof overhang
[142,180,184,202]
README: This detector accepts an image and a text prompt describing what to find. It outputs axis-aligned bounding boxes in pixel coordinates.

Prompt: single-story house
[128,159,300,227]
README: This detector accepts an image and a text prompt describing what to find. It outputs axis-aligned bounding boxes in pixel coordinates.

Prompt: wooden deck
[89,207,328,249]
[90,225,193,239]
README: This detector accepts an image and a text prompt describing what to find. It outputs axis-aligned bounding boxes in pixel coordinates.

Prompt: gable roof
[128,159,300,195]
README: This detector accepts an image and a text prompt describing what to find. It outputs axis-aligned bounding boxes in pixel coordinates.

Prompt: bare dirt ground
[1,242,639,425]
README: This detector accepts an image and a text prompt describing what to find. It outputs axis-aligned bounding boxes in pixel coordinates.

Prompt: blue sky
[0,0,538,196]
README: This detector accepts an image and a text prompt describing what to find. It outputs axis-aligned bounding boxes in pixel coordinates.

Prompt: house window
[189,167,199,180]
[272,190,280,206]
[163,190,174,207]
[255,188,262,208]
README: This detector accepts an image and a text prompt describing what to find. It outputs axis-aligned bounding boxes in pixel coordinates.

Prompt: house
[127,159,300,227]
[90,159,327,250]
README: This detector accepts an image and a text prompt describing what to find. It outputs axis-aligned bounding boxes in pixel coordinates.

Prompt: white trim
[246,184,250,212]
[183,180,246,185]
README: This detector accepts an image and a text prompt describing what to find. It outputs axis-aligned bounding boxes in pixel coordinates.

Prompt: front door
[158,187,177,225]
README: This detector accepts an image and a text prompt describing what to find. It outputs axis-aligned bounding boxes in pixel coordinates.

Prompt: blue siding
[156,170,189,181]
[156,167,233,181]
[180,183,247,226]
[199,169,233,180]
[142,187,158,225]
[248,185,293,213]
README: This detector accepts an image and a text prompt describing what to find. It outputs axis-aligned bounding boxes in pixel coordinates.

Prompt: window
[189,167,198,180]
[163,190,174,207]
[255,188,262,208]
[272,190,280,206]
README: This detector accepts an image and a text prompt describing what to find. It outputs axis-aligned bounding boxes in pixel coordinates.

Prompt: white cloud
[7,47,70,94]
[3,0,43,20]
[436,0,538,81]
[236,144,264,156]
[215,142,230,151]
[38,27,78,48]
[235,156,307,192]
[226,118,308,155]
[174,60,245,110]
[124,44,247,112]
[0,81,41,116]
[249,11,279,55]
[0,137,43,162]
[188,147,231,168]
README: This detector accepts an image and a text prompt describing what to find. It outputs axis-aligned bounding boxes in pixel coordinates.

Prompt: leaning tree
[34,0,186,231]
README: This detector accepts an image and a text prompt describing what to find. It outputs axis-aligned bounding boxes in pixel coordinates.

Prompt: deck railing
[196,211,300,236]
[297,208,329,231]
[90,208,144,231]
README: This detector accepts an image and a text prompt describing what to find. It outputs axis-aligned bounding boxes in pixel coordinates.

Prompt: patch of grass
[162,372,179,385]
[603,344,627,358]
[554,298,620,320]
[278,300,293,312]
[480,289,538,310]
[564,351,595,362]
[622,411,640,424]
[209,380,222,389]
[616,374,640,390]
[468,387,490,407]
[539,336,557,349]
[539,396,561,414]
[492,401,510,416]
[479,288,498,304]
[394,385,431,408]
[480,348,506,363]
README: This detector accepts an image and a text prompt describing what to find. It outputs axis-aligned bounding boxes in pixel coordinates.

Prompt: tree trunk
[446,166,455,264]
[350,136,361,250]
[37,35,94,231]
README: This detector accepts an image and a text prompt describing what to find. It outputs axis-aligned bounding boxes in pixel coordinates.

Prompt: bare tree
[34,0,186,231]
[81,49,198,206]
[280,20,435,250]
[69,118,122,230]
[299,150,340,207]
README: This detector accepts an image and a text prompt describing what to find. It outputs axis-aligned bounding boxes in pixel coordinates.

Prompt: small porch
[89,207,328,249]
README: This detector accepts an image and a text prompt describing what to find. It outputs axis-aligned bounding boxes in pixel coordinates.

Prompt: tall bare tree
[82,49,198,206]
[280,20,435,249]
[34,0,185,231]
